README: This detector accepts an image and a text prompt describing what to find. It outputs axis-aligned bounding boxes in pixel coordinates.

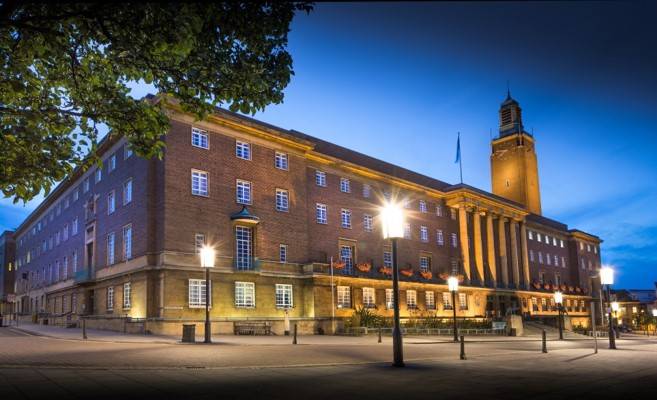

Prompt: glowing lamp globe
[200,246,216,268]
[380,202,404,239]
[448,276,459,292]
[554,291,563,305]
[600,266,614,286]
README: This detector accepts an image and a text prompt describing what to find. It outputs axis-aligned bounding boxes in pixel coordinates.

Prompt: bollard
[293,324,298,345]
[82,318,87,340]
[459,335,466,360]
[378,327,382,343]
[542,330,548,353]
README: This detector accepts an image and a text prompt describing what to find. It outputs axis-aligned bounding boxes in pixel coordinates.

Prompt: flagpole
[458,132,463,184]
[330,256,335,334]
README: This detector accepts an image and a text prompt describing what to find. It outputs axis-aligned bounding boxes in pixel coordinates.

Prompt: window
[107,287,114,310]
[316,203,327,224]
[341,209,352,229]
[451,233,458,248]
[528,230,534,240]
[383,251,392,268]
[545,235,550,244]
[108,154,116,172]
[450,208,457,220]
[63,224,68,241]
[419,201,427,213]
[107,190,116,214]
[72,250,78,272]
[437,230,444,245]
[425,291,435,310]
[404,223,411,239]
[436,204,443,217]
[581,257,586,269]
[73,189,79,202]
[275,189,289,212]
[560,239,564,248]
[553,237,557,246]
[95,168,102,183]
[538,252,543,264]
[554,255,558,266]
[83,178,90,193]
[580,242,584,251]
[191,127,209,149]
[386,289,394,309]
[124,144,133,159]
[275,284,293,308]
[236,180,251,204]
[189,279,210,308]
[337,286,351,308]
[587,244,591,252]
[546,253,551,265]
[363,214,373,232]
[419,256,430,272]
[561,257,566,268]
[195,233,206,254]
[531,297,538,312]
[107,232,115,265]
[403,199,411,209]
[539,271,545,284]
[235,282,255,308]
[279,244,287,263]
[123,282,131,309]
[235,226,253,270]
[442,292,452,310]
[315,170,327,187]
[406,290,417,310]
[123,179,132,205]
[594,246,598,254]
[122,224,132,260]
[537,233,542,242]
[530,250,535,262]
[275,152,288,170]
[236,141,251,160]
[64,197,69,209]
[62,256,68,280]
[362,288,376,308]
[362,184,371,198]
[459,293,468,310]
[340,178,351,193]
[420,226,429,242]
[72,218,78,235]
[340,245,354,273]
[191,170,209,196]
[383,191,391,201]
[555,274,561,286]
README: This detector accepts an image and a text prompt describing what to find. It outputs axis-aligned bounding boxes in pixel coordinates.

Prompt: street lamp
[200,245,216,344]
[554,291,564,340]
[448,276,459,342]
[600,266,616,349]
[380,202,405,367]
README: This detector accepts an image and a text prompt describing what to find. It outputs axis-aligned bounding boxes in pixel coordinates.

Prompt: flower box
[420,271,433,280]
[400,268,414,277]
[333,261,346,270]
[356,263,372,273]
[379,267,392,276]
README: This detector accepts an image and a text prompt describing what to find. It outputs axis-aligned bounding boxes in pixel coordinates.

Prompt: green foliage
[0,2,313,202]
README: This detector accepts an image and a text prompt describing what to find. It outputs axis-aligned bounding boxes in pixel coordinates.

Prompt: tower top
[498,92,529,139]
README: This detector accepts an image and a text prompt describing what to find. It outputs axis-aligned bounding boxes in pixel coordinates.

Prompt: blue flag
[454,132,461,164]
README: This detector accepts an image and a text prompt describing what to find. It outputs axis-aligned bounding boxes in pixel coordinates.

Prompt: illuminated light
[200,246,216,268]
[448,276,459,292]
[380,202,405,239]
[554,291,563,305]
[611,302,620,312]
[600,266,614,285]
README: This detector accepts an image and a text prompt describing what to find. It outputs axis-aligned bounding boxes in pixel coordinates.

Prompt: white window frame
[362,183,371,198]
[437,229,444,246]
[425,291,435,310]
[191,127,209,149]
[419,200,427,213]
[95,168,102,183]
[123,179,133,205]
[122,224,132,261]
[124,144,133,159]
[123,282,131,309]
[362,287,376,308]
[109,154,117,172]
[315,170,327,187]
[340,178,351,193]
[191,169,209,196]
[385,289,394,309]
[341,208,352,229]
[236,140,251,160]
[107,286,114,310]
[363,214,373,232]
[420,256,430,272]
[107,232,115,265]
[195,233,206,254]
[236,179,252,204]
[403,223,411,239]
[107,190,116,214]
[316,203,327,224]
[235,281,255,308]
[279,244,288,263]
[189,279,211,308]
[274,151,288,170]
[275,188,289,212]
[275,284,293,309]
[383,251,392,268]
[451,233,458,248]
[337,286,351,308]
[406,290,417,310]
[459,293,468,310]
[420,226,429,242]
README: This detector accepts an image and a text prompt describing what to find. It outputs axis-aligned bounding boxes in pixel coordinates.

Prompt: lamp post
[381,202,405,368]
[448,277,459,342]
[600,266,616,349]
[611,301,620,338]
[554,291,564,340]
[652,309,657,336]
[200,246,216,344]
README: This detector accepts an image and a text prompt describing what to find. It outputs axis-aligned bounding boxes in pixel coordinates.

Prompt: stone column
[473,210,485,285]
[498,217,509,287]
[486,213,497,287]
[458,205,471,282]
[520,222,531,289]
[510,220,520,288]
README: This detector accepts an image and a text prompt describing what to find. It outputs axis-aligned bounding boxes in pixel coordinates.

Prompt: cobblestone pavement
[1,327,656,400]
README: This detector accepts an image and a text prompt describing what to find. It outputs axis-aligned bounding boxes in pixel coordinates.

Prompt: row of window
[17,217,81,269]
[579,241,598,254]
[337,286,468,311]
[185,280,293,309]
[26,250,79,289]
[527,230,565,248]
[106,225,133,265]
[530,297,587,313]
[106,282,132,310]
[529,250,567,268]
[106,178,133,215]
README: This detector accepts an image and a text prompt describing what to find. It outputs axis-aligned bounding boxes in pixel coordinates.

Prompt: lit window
[341,209,352,229]
[442,292,452,310]
[587,244,591,252]
[362,184,371,198]
[451,233,458,248]
[191,170,209,196]
[436,204,443,217]
[425,291,435,310]
[340,245,354,273]
[580,242,584,251]
[108,154,117,172]
[528,230,533,240]
[279,244,287,263]
[420,256,430,272]
[437,229,444,246]
[191,127,209,149]
[236,179,252,204]
[594,246,598,254]
[537,233,542,242]
[340,178,351,193]
[235,226,253,270]
[404,223,411,239]
[236,141,251,160]
[195,233,206,254]
[554,255,558,265]
[275,284,293,309]
[530,249,535,262]
[419,201,427,213]
[420,226,429,242]
[123,282,131,309]
[275,189,289,212]
[107,190,116,214]
[123,179,133,205]
[406,290,417,310]
[538,252,543,264]
[560,239,564,248]
[450,208,457,220]
[459,293,468,310]
[315,170,327,187]
[546,253,551,265]
[72,218,78,236]
[124,144,133,159]
[275,152,288,170]
[122,224,132,260]
[107,287,114,310]
[386,289,394,309]
[337,286,351,308]
[316,203,327,224]
[189,279,210,308]
[107,232,115,265]
[561,257,566,268]
[545,235,550,244]
[363,287,376,308]
[552,237,557,246]
[363,214,373,232]
[383,251,392,268]
[83,178,90,193]
[235,282,255,308]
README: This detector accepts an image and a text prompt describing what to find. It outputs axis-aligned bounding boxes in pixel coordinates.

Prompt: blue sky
[2,2,656,288]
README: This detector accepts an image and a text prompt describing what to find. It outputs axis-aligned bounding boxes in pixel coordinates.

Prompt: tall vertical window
[235,282,255,308]
[189,279,210,307]
[123,224,132,260]
[528,231,534,240]
[236,180,252,204]
[83,178,90,193]
[450,208,457,220]
[406,290,417,309]
[554,255,558,266]
[362,287,376,308]
[73,189,79,202]
[107,190,116,214]
[315,170,327,187]
[316,203,327,224]
[124,144,133,159]
[436,204,443,217]
[195,233,206,254]
[191,127,209,149]
[383,251,392,268]
[385,289,394,309]
[235,226,252,270]
[275,284,293,308]
[72,251,78,273]
[62,256,68,280]
[236,141,251,160]
[420,226,429,242]
[341,209,352,228]
[425,291,435,310]
[279,244,288,263]
[108,154,117,172]
[404,223,411,239]
[419,256,431,272]
[107,232,115,265]
[459,293,468,310]
[538,252,543,264]
[545,235,550,244]
[340,245,354,273]
[553,237,557,246]
[363,214,373,232]
[275,189,289,212]
[191,170,209,196]
[419,201,427,213]
[451,233,458,248]
[537,233,542,242]
[337,286,351,308]
[362,184,371,198]
[72,218,78,235]
[561,257,566,268]
[340,178,351,193]
[123,282,131,309]
[63,224,69,241]
[95,168,102,183]
[275,152,288,170]
[123,179,133,205]
[443,292,453,310]
[107,287,114,310]
[530,250,535,262]
[436,229,444,246]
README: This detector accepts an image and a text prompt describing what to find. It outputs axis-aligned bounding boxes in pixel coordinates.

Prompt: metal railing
[233,257,261,271]
[74,269,93,283]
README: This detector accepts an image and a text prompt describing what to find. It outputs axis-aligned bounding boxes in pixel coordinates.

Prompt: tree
[0,1,312,202]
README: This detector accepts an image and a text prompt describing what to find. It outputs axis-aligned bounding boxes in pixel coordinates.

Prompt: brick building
[11,93,602,334]
[0,230,16,318]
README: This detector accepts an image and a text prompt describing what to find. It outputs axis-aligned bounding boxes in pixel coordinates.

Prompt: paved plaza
[0,324,656,399]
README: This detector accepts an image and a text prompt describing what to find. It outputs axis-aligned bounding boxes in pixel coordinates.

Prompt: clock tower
[490,92,542,215]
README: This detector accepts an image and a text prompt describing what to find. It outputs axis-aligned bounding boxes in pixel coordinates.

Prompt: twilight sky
[2,2,656,288]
